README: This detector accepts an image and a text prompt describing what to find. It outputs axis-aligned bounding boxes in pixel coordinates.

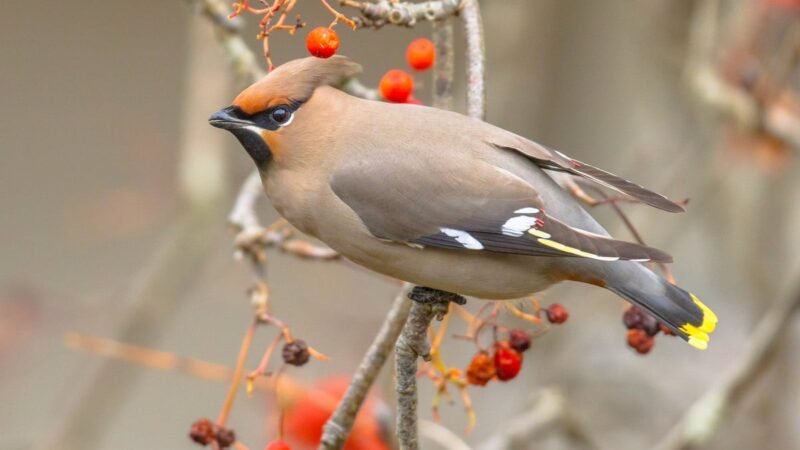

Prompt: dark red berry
[465,351,495,386]
[215,426,236,448]
[282,339,310,366]
[545,303,569,324]
[627,329,655,354]
[189,418,215,446]
[494,345,523,381]
[659,322,676,336]
[623,306,659,336]
[508,328,532,352]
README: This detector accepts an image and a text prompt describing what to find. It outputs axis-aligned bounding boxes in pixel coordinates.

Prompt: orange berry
[545,303,569,324]
[405,38,435,71]
[465,351,495,386]
[265,440,291,450]
[627,329,655,354]
[306,27,339,59]
[494,345,522,381]
[379,69,414,103]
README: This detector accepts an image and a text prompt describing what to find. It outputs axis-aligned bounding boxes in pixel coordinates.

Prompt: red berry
[306,27,339,59]
[265,440,291,450]
[545,303,569,324]
[189,418,215,446]
[622,306,659,336]
[379,69,414,103]
[508,329,532,353]
[465,351,496,386]
[405,38,435,71]
[493,345,522,381]
[627,329,655,354]
[404,96,424,105]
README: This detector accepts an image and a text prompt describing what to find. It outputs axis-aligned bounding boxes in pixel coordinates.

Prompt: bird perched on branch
[210,56,717,349]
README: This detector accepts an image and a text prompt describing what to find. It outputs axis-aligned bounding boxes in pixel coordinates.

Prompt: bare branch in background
[461,0,485,120]
[432,19,455,110]
[341,0,461,28]
[653,280,800,450]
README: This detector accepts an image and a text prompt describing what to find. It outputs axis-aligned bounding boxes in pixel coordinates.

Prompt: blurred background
[2,0,799,449]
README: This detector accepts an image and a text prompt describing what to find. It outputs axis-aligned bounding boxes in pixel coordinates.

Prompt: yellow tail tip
[679,294,717,350]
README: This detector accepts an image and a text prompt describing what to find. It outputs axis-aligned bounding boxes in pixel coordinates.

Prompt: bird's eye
[269,107,292,126]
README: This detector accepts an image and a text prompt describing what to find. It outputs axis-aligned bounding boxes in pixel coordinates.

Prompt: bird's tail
[605,263,718,349]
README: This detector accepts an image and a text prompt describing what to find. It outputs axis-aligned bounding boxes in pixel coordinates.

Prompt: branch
[652,280,800,450]
[396,288,466,450]
[432,20,455,110]
[319,284,414,449]
[461,0,485,120]
[341,0,461,28]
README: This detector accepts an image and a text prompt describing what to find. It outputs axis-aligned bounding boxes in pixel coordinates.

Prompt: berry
[405,38,435,71]
[379,69,414,103]
[508,329,532,353]
[465,351,495,386]
[404,96,424,105]
[265,440,292,450]
[493,345,522,381]
[306,27,339,59]
[622,306,659,336]
[659,323,676,336]
[545,303,569,324]
[215,427,236,448]
[627,329,655,354]
[189,418,215,446]
[282,339,310,366]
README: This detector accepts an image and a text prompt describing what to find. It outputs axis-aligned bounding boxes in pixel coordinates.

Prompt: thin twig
[461,0,485,120]
[432,20,455,110]
[319,284,414,449]
[652,280,800,450]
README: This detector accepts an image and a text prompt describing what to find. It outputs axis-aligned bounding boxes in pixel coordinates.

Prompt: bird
[209,56,717,350]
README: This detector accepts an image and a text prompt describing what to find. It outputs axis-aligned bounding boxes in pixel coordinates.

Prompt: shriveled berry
[545,303,569,324]
[379,69,414,103]
[406,38,435,71]
[623,306,659,336]
[265,440,292,450]
[465,351,495,386]
[215,426,236,448]
[189,418,215,446]
[494,346,523,381]
[306,27,339,58]
[282,339,310,366]
[627,329,655,354]
[508,329,532,353]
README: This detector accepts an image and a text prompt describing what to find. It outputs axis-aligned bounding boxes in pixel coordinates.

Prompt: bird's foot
[408,286,466,321]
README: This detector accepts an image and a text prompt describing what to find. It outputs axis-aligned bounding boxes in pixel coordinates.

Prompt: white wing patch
[440,228,484,250]
[514,207,540,214]
[501,215,539,237]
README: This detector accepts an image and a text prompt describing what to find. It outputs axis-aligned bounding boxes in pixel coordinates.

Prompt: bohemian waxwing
[209,56,717,349]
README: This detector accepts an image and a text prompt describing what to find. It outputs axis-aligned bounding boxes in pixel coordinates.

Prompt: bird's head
[209,56,362,167]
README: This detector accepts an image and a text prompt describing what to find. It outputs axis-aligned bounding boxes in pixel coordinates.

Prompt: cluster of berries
[189,419,236,449]
[623,305,675,354]
[465,304,568,386]
[306,28,435,105]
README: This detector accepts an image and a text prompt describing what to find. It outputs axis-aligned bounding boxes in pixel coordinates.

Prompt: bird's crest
[233,56,362,114]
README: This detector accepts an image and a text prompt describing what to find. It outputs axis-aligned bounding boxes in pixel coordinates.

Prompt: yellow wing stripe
[536,238,619,261]
[679,293,718,350]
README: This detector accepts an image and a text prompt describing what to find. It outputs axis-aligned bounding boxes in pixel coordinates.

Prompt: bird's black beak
[209,106,253,130]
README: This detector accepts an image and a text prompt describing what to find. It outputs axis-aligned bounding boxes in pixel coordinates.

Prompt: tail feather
[608,271,717,349]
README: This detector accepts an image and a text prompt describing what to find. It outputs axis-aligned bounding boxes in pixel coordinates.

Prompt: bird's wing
[329,156,671,262]
[488,132,684,213]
